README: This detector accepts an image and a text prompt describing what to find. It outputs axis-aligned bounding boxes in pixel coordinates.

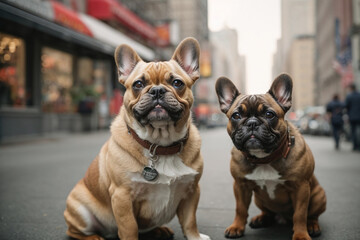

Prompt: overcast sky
[208,0,281,94]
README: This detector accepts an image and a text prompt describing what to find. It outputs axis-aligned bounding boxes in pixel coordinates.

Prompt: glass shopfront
[41,47,74,113]
[74,57,111,129]
[0,1,126,141]
[0,33,27,108]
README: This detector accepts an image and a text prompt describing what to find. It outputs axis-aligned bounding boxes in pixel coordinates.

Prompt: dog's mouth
[244,135,264,150]
[232,130,279,154]
[133,97,184,125]
[146,104,171,122]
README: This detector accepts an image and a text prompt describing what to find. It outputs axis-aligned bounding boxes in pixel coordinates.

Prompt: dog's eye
[232,112,241,120]
[172,79,184,89]
[265,111,275,119]
[133,80,145,90]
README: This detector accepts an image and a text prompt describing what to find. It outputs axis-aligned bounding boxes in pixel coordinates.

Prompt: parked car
[296,106,331,136]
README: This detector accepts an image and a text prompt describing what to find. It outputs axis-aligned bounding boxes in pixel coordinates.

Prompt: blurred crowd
[289,84,360,151]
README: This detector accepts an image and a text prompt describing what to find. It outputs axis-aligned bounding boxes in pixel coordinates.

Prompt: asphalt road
[0,128,359,240]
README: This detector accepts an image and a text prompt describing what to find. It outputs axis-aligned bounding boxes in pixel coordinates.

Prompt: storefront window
[74,58,111,127]
[75,58,109,96]
[0,33,27,108]
[41,47,73,112]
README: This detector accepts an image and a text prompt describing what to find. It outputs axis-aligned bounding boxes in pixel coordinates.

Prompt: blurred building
[272,39,284,79]
[192,27,246,128]
[288,35,315,111]
[122,0,208,42]
[167,0,208,42]
[210,28,246,92]
[353,0,360,88]
[273,0,316,111]
[121,0,208,59]
[315,0,355,105]
[0,0,167,142]
[280,0,315,70]
[315,0,340,105]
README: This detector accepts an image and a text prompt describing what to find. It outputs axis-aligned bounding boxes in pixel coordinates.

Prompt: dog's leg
[249,195,276,228]
[176,184,210,240]
[307,178,326,237]
[65,210,105,240]
[225,180,252,238]
[64,181,107,240]
[291,181,311,240]
[110,187,139,240]
[66,228,105,240]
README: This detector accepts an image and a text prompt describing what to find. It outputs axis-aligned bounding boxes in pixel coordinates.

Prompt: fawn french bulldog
[64,38,210,240]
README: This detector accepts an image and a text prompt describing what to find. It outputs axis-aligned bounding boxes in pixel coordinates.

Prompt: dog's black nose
[149,86,166,99]
[246,117,260,129]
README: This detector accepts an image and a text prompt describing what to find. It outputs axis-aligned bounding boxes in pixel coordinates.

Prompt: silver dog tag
[142,166,159,181]
[142,145,159,181]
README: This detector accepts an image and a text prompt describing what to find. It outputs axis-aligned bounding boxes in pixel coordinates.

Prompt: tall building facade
[272,39,284,79]
[315,0,354,105]
[289,35,315,111]
[273,0,316,111]
[201,28,245,109]
[210,28,245,92]
[168,0,208,42]
[121,0,209,49]
[315,0,340,105]
[280,0,315,72]
[353,0,360,88]
[189,27,246,127]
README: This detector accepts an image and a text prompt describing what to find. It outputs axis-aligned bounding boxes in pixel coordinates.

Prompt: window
[41,47,73,113]
[0,33,27,108]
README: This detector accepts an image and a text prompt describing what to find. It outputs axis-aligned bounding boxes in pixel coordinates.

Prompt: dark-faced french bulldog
[215,74,326,240]
[64,38,210,240]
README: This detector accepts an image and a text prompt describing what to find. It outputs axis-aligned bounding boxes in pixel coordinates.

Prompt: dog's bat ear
[268,73,293,112]
[114,44,142,84]
[171,37,200,81]
[215,77,240,114]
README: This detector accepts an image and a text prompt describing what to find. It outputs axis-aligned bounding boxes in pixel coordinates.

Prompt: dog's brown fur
[216,74,326,240]
[64,38,210,240]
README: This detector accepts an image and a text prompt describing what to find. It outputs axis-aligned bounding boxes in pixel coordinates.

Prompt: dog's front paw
[199,233,211,240]
[292,231,311,240]
[249,213,274,228]
[186,233,211,240]
[307,219,321,237]
[224,224,245,238]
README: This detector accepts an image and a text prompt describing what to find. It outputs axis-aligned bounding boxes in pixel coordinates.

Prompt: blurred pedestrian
[345,84,360,151]
[326,94,344,150]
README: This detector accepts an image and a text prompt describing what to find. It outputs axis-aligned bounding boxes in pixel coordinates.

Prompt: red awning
[51,1,93,36]
[87,0,158,41]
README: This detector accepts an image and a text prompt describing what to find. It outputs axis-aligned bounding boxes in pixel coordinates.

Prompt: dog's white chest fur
[245,164,285,199]
[130,155,198,232]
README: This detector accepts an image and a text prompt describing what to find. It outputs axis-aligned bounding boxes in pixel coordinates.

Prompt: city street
[0,128,359,240]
